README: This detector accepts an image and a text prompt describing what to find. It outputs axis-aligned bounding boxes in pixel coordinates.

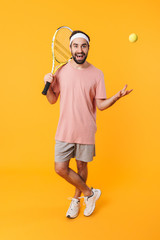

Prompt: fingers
[123,84,128,91]
[123,89,133,97]
[122,85,133,94]
[49,75,53,82]
[119,87,133,97]
[44,73,54,84]
[120,84,127,95]
[126,89,133,94]
[48,73,54,81]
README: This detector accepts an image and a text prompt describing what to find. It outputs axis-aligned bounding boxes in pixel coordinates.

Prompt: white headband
[70,33,90,45]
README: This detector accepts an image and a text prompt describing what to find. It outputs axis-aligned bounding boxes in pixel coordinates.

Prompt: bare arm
[96,84,133,111]
[46,86,59,104]
[44,73,59,104]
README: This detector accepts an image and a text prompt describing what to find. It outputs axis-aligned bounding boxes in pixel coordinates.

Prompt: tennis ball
[129,33,138,43]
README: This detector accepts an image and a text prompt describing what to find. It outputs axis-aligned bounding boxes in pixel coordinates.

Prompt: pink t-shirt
[51,61,107,144]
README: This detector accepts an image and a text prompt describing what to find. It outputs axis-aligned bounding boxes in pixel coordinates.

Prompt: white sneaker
[66,198,80,219]
[83,188,101,216]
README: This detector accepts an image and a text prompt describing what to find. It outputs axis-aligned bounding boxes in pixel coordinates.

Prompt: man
[44,30,133,218]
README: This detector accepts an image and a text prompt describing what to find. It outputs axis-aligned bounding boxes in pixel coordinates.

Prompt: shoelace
[78,193,94,205]
[78,196,86,205]
[67,197,75,201]
[67,197,80,208]
[67,188,94,206]
[67,196,86,206]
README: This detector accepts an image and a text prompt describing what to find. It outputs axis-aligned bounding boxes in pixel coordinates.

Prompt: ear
[69,44,72,52]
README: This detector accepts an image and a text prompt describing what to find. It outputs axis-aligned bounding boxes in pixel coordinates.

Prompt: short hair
[69,30,90,45]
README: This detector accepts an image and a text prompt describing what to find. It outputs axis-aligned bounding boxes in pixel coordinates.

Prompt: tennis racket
[42,26,73,95]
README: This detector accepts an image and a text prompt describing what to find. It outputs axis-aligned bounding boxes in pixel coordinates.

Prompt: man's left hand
[116,84,133,100]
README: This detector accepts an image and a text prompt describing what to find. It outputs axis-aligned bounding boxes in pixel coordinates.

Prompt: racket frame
[42,26,73,95]
[51,26,73,74]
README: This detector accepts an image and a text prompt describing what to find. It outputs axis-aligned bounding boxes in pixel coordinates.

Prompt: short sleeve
[95,71,107,99]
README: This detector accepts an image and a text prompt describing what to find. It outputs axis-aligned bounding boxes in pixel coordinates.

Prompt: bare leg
[73,160,88,199]
[55,160,92,197]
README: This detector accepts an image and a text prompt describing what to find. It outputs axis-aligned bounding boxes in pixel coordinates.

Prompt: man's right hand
[44,73,58,104]
[44,73,54,85]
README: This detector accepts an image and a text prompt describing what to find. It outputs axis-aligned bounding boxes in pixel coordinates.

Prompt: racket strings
[54,28,72,63]
[55,39,71,56]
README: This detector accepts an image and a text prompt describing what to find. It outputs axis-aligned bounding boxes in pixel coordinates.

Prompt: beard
[71,51,88,64]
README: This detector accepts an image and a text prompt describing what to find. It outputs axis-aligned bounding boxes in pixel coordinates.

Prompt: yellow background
[0,0,160,239]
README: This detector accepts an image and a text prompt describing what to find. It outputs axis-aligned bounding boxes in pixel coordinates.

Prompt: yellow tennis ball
[129,33,138,43]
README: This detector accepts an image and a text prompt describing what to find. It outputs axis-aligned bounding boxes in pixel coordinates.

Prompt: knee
[55,165,68,177]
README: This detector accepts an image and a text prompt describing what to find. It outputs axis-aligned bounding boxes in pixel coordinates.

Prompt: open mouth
[76,54,85,60]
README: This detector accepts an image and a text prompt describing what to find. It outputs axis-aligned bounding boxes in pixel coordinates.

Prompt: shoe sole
[66,215,78,219]
[66,209,80,219]
[84,189,102,217]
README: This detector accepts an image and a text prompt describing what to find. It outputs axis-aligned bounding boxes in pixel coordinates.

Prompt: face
[70,38,89,64]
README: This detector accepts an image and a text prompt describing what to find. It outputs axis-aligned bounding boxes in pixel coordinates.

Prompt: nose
[77,46,83,52]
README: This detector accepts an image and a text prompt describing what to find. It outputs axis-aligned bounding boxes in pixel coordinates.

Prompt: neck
[70,59,90,69]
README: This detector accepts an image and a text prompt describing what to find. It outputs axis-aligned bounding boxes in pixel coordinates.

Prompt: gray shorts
[55,140,96,162]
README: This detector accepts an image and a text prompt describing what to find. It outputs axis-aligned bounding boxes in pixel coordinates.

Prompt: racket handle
[42,82,51,95]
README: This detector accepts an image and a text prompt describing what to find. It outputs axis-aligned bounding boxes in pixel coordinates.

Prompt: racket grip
[42,82,51,95]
